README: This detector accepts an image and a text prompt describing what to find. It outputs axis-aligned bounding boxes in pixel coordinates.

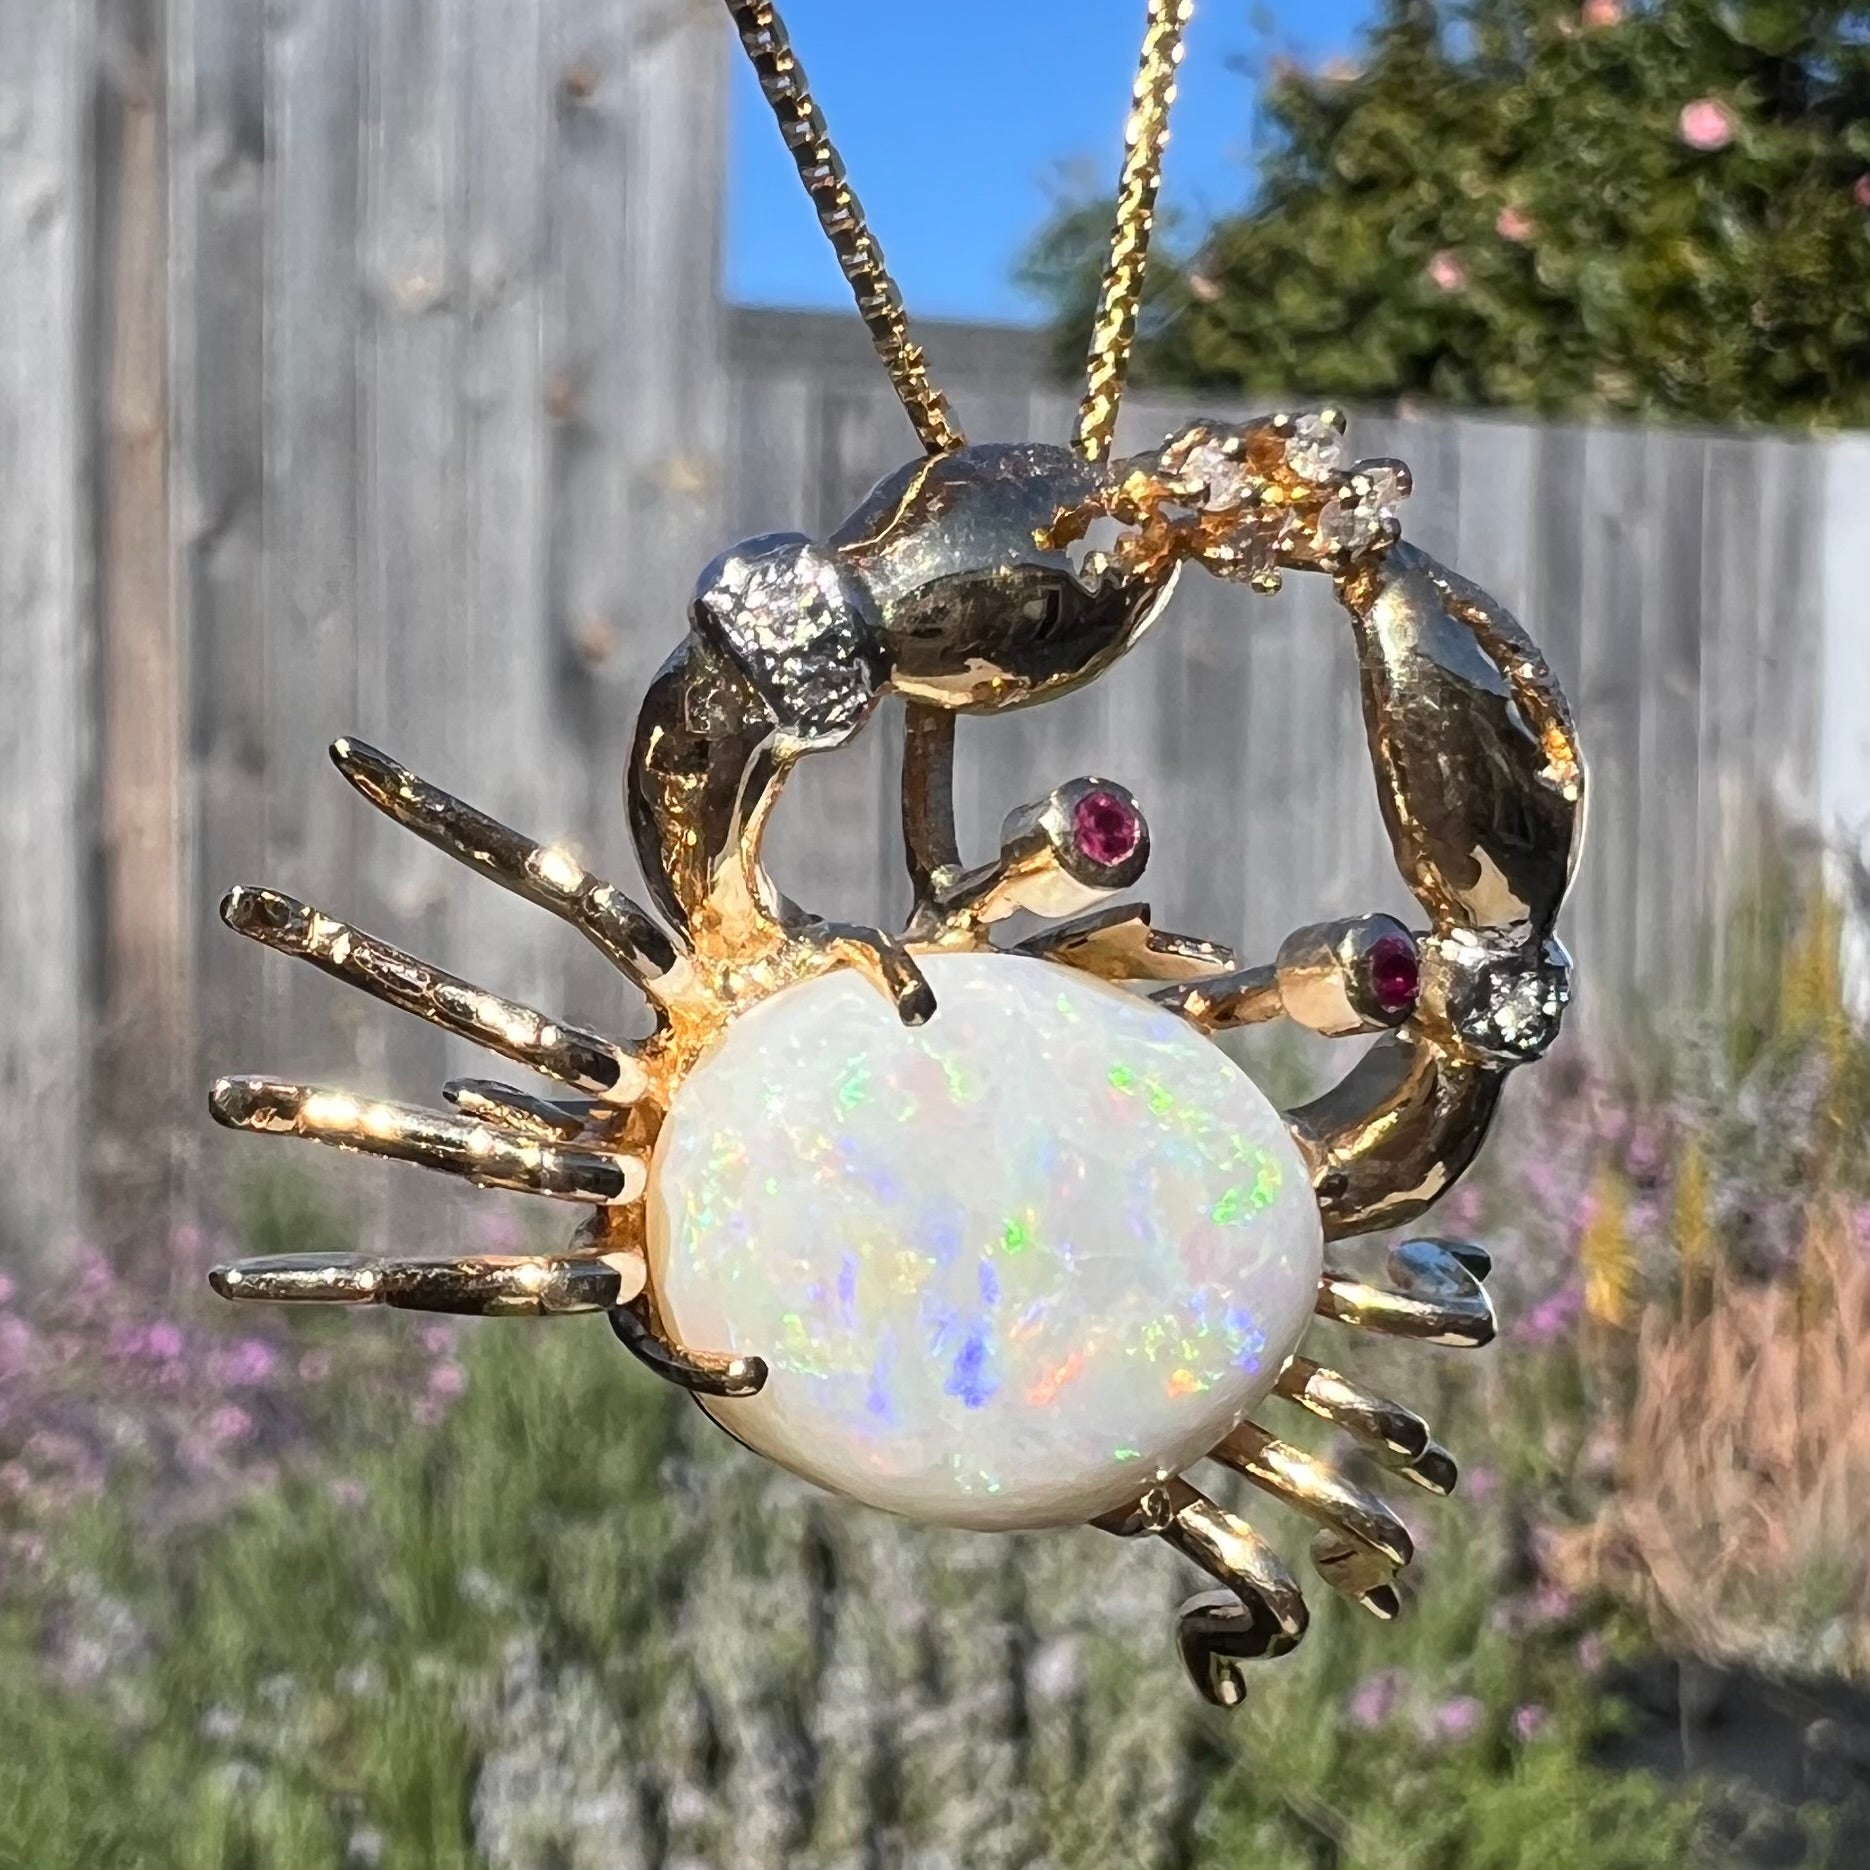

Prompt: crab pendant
[204,0,1586,1708]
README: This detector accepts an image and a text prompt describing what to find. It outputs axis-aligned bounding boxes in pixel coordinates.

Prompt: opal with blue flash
[647,953,1324,1531]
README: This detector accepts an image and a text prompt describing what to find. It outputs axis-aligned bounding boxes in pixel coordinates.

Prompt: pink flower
[1532,1582,1578,1625]
[427,1361,468,1401]
[221,1338,280,1387]
[1512,1702,1551,1742]
[419,1324,455,1356]
[1426,249,1468,293]
[1495,205,1535,243]
[1465,1464,1500,1503]
[1515,1283,1582,1346]
[1423,1694,1485,1743]
[1855,176,1870,211]
[1576,1631,1609,1675]
[1582,0,1622,25]
[1186,272,1222,305]
[0,1316,37,1371]
[206,1404,254,1446]
[145,1320,184,1361]
[298,1350,333,1384]
[329,1477,368,1510]
[1348,1668,1404,1729]
[0,1271,14,1307]
[1679,99,1736,152]
[411,1396,447,1428]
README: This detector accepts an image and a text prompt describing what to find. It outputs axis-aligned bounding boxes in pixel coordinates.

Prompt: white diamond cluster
[647,954,1324,1531]
[1172,412,1410,579]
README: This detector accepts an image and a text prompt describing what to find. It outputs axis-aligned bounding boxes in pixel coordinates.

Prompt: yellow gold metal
[208,1076,646,1205]
[1315,1238,1497,1348]
[1073,0,1195,463]
[1213,1422,1413,1620]
[913,778,1151,943]
[330,737,691,1009]
[1273,1357,1457,1496]
[221,886,643,1100]
[722,0,962,456]
[208,1248,645,1315]
[1012,901,1235,983]
[441,1079,608,1145]
[1156,1478,1309,1705]
[204,2,1583,1712]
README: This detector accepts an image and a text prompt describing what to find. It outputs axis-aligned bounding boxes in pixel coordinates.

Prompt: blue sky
[726,2,1372,325]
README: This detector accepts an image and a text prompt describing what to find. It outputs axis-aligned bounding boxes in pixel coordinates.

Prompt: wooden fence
[2,0,1867,1261]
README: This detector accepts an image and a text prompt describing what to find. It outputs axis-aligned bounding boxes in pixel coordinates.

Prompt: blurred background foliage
[1023,0,1870,423]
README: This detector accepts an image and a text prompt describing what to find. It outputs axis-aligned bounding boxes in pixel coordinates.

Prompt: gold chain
[1073,0,1193,462]
[724,0,964,455]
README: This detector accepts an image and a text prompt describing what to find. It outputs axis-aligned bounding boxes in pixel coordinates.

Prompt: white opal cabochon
[647,953,1323,1531]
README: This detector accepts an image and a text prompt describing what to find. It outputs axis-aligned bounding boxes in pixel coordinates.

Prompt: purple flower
[1464,1465,1500,1504]
[419,1324,454,1356]
[1423,1695,1485,1744]
[1512,1702,1551,1742]
[329,1477,368,1510]
[1348,1668,1404,1730]
[1576,1632,1609,1676]
[206,1404,254,1447]
[1532,1582,1577,1626]
[220,1338,281,1387]
[298,1350,333,1384]
[1514,1284,1582,1347]
[0,1271,14,1307]
[145,1320,185,1361]
[427,1361,468,1401]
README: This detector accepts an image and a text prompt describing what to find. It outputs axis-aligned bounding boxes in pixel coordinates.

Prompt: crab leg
[607,1297,768,1399]
[208,1077,646,1205]
[330,737,691,1008]
[1315,1237,1496,1348]
[1097,1479,1307,1708]
[442,1079,615,1144]
[208,1248,644,1316]
[1273,1356,1457,1496]
[1211,1423,1413,1619]
[1012,900,1234,983]
[221,887,643,1101]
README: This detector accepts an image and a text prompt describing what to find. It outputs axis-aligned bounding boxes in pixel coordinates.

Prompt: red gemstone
[1366,933,1420,1014]
[1070,790,1142,869]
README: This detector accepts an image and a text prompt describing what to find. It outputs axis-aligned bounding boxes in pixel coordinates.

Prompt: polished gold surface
[331,737,688,1006]
[204,0,1585,1714]
[222,885,642,1099]
[1316,1238,1499,1349]
[209,1249,643,1316]
[1274,1356,1457,1496]
[208,1075,646,1205]
[1073,0,1194,463]
[1214,1422,1412,1620]
[722,0,961,455]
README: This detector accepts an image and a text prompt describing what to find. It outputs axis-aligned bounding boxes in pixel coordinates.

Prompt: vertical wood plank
[0,0,92,1257]
[261,0,364,1101]
[171,0,270,1214]
[355,0,467,1248]
[95,1,189,1252]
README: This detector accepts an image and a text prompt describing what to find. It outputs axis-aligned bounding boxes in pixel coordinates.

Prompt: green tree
[1026,1,1870,425]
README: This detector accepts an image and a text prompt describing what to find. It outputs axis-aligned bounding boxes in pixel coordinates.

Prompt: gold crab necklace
[206,0,1585,1708]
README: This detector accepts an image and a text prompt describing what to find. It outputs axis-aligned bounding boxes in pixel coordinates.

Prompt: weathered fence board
[2,1,1868,1261]
[0,0,91,1261]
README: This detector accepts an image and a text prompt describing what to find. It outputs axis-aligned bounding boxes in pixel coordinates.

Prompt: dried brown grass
[1553,1203,1870,1678]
